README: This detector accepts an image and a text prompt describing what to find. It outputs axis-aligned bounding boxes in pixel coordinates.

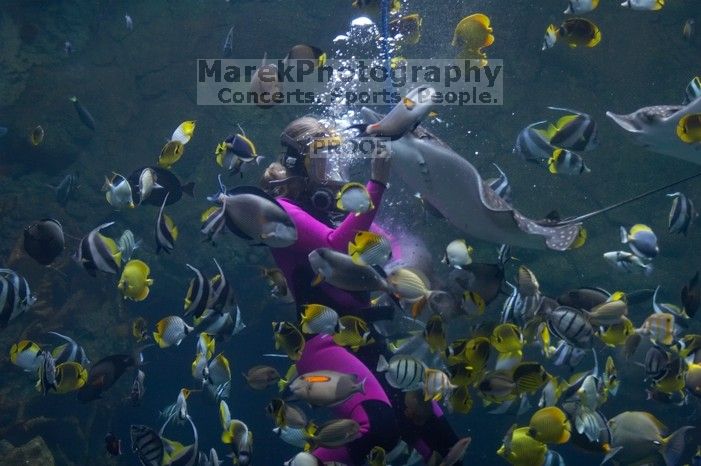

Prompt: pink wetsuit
[268,180,457,465]
[271,180,390,314]
[296,334,394,463]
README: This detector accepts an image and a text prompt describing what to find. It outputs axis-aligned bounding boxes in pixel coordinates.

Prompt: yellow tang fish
[528,407,571,445]
[118,259,153,301]
[452,14,495,67]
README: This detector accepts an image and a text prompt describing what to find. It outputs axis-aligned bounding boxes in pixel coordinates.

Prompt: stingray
[606,95,701,165]
[360,106,701,251]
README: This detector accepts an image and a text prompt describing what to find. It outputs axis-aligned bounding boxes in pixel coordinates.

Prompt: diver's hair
[280,116,330,154]
[260,162,287,194]
[260,162,303,198]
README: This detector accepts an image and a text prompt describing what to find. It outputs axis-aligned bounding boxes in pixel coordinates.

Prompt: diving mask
[305,133,347,186]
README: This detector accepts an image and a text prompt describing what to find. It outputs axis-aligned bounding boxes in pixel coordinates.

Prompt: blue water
[0,0,700,465]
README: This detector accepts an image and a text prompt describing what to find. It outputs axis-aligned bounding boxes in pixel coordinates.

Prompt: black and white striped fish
[547,149,590,175]
[201,205,227,244]
[73,222,121,276]
[36,350,57,395]
[117,230,141,263]
[513,120,555,165]
[164,415,199,466]
[208,258,232,312]
[501,283,519,323]
[547,306,595,349]
[184,264,210,318]
[195,307,245,340]
[0,269,36,328]
[0,276,18,330]
[667,192,697,236]
[155,193,177,254]
[49,331,90,366]
[545,106,599,152]
[497,244,512,266]
[130,424,164,466]
[501,283,542,326]
[376,354,425,391]
[486,164,513,204]
[552,340,586,369]
[201,175,228,244]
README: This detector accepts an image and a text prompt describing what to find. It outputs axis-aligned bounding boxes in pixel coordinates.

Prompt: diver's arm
[327,180,386,249]
[277,179,386,253]
[277,199,334,251]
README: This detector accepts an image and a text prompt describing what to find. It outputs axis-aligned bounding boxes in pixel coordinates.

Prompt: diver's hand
[370,146,392,186]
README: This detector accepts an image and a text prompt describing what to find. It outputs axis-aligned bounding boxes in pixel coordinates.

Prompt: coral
[0,436,55,466]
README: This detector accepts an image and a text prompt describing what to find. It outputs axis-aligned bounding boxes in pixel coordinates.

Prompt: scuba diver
[257,116,461,465]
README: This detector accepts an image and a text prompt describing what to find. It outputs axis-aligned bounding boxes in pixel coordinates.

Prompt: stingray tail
[561,171,701,225]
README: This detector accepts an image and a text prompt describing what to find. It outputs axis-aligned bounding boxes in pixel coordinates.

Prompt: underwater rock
[0,436,55,466]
